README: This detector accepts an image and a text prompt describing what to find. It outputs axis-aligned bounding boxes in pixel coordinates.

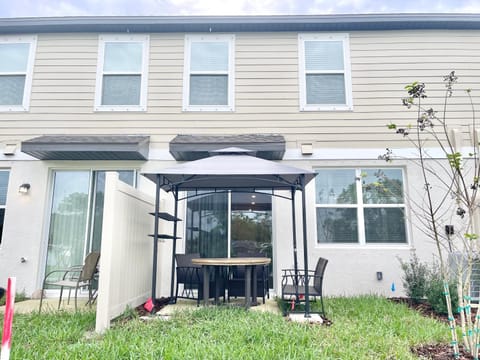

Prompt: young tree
[382,71,480,358]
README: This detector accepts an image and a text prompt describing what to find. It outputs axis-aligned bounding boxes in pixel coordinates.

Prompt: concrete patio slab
[0,298,94,314]
[157,297,281,317]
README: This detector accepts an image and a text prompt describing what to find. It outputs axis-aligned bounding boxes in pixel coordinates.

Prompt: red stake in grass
[1,277,16,360]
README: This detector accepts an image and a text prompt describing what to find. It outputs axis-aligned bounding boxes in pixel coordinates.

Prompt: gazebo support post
[300,175,310,317]
[169,187,179,303]
[291,187,299,301]
[151,175,161,304]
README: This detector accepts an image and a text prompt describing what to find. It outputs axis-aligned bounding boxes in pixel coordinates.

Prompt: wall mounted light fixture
[445,225,454,235]
[19,183,31,194]
[300,143,313,155]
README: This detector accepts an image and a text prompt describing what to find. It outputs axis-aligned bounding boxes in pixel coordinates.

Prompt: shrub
[0,290,28,306]
[426,275,458,315]
[399,252,430,302]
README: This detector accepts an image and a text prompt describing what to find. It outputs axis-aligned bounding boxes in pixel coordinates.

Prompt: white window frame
[0,35,37,112]
[298,33,352,112]
[183,34,235,112]
[314,167,408,247]
[95,34,149,112]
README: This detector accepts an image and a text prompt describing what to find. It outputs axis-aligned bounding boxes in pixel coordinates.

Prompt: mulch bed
[389,297,474,359]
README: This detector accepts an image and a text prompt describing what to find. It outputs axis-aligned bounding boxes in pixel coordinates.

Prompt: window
[0,170,9,244]
[315,168,407,244]
[95,35,149,111]
[0,36,36,112]
[298,33,352,111]
[183,34,235,111]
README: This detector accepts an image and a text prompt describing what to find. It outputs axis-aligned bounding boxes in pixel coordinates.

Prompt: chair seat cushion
[47,280,88,288]
[282,284,321,297]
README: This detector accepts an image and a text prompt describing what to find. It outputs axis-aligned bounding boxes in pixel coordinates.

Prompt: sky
[0,0,479,18]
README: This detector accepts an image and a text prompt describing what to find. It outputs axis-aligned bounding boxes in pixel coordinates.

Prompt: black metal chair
[227,252,269,304]
[175,253,225,305]
[281,257,328,315]
[227,264,269,304]
[39,251,100,312]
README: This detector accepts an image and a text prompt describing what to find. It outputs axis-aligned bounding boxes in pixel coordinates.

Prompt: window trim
[314,167,408,246]
[298,33,352,112]
[0,35,37,112]
[94,34,149,112]
[183,34,235,112]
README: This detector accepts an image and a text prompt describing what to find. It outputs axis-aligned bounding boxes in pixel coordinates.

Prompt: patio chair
[39,251,100,312]
[227,253,269,304]
[281,257,328,315]
[175,253,226,305]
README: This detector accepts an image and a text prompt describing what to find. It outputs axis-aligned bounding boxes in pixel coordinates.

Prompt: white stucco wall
[0,160,50,296]
[0,152,461,300]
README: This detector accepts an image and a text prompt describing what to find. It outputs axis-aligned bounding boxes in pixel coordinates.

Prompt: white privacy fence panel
[95,172,154,333]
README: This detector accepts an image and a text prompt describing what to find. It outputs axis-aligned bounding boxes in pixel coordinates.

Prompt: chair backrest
[176,253,200,268]
[231,252,265,278]
[175,253,201,283]
[313,257,328,292]
[79,252,100,282]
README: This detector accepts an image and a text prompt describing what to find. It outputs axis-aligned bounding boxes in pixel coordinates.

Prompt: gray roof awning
[142,151,316,191]
[169,134,285,161]
[21,135,150,160]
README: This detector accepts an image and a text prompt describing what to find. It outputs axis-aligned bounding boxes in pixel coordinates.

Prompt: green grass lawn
[1,296,448,359]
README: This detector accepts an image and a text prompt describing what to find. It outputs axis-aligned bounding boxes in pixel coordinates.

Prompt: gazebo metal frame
[142,148,317,316]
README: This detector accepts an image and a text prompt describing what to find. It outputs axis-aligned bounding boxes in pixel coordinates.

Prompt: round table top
[191,257,271,266]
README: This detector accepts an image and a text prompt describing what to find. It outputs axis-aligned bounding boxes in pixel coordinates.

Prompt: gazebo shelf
[148,234,181,240]
[149,212,182,222]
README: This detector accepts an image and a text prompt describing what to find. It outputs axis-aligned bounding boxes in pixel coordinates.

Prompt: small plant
[399,251,430,303]
[113,305,138,324]
[426,273,458,315]
[0,290,28,306]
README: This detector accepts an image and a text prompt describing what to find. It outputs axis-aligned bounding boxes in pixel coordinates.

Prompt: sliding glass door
[185,191,272,262]
[45,170,134,281]
[185,192,229,258]
[46,171,90,277]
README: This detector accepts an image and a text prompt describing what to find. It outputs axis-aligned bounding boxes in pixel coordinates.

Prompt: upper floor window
[0,36,36,112]
[298,33,352,111]
[315,168,407,245]
[183,34,235,112]
[0,170,9,244]
[95,35,149,111]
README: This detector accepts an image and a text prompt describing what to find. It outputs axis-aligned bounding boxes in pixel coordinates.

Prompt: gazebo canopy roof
[142,148,316,191]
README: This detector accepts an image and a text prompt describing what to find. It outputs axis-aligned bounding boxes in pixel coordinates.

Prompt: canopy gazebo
[142,147,318,316]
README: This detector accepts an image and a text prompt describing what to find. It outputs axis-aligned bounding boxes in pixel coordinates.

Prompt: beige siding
[1,30,479,149]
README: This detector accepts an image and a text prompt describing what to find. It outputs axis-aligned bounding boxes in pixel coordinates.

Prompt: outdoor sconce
[376,271,383,281]
[445,225,454,235]
[301,143,313,155]
[18,183,31,194]
[3,143,16,155]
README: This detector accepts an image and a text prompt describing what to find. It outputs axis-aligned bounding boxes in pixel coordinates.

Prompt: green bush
[426,273,458,315]
[0,290,28,306]
[399,252,430,302]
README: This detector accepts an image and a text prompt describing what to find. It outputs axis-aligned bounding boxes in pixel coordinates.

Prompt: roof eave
[2,14,480,34]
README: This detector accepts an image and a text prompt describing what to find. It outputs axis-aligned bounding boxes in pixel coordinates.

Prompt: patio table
[191,257,271,309]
